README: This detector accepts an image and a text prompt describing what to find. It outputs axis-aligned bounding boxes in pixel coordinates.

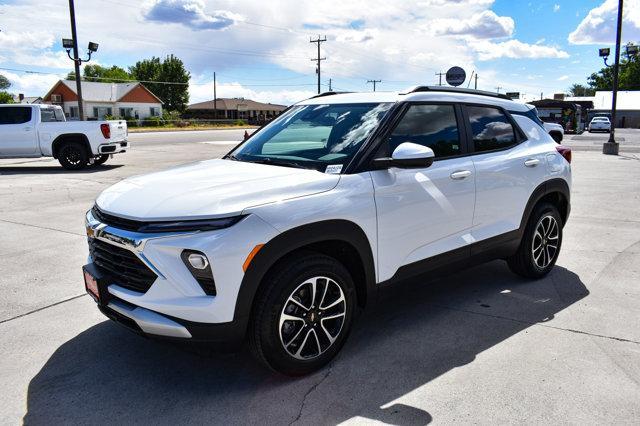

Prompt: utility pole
[603,0,624,155]
[68,0,84,120]
[310,35,327,94]
[328,78,332,91]
[540,92,544,100]
[367,79,381,92]
[474,73,478,90]
[495,86,503,94]
[435,71,445,86]
[213,71,217,120]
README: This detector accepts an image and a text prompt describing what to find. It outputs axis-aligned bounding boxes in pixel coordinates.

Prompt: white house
[43,80,163,120]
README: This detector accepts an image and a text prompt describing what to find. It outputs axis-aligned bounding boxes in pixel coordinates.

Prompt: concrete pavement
[1,129,639,424]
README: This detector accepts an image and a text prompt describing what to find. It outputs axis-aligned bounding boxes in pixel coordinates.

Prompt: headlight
[137,215,245,233]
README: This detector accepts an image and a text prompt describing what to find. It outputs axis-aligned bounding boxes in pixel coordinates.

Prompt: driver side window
[387,104,461,158]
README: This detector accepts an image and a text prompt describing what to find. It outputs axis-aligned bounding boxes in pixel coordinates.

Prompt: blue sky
[0,0,639,104]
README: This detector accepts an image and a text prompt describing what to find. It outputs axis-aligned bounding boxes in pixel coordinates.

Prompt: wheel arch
[51,133,92,159]
[235,219,376,326]
[520,178,570,232]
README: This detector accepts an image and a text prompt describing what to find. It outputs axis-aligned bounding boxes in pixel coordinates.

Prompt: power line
[310,35,327,94]
[366,79,381,91]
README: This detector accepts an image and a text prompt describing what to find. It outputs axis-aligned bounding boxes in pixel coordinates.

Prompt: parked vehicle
[84,87,571,375]
[0,104,128,170]
[588,117,611,133]
[523,104,563,142]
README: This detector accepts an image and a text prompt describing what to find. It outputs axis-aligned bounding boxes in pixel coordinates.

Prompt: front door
[371,104,476,282]
[0,106,38,157]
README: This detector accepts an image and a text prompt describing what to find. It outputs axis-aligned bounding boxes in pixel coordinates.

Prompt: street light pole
[68,0,84,121]
[603,0,624,155]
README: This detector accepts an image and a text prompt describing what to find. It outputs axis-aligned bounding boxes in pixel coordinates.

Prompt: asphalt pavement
[1,129,639,424]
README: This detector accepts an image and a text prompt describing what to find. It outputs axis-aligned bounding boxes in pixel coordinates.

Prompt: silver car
[588,117,611,133]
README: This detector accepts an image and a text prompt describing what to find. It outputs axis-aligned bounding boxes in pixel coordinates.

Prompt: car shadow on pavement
[23,261,588,425]
[0,165,123,175]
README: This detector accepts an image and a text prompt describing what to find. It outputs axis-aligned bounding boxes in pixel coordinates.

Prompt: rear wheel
[249,252,356,376]
[507,202,562,279]
[57,142,88,170]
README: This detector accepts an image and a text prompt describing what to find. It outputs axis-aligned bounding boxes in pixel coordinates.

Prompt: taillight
[556,145,571,164]
[100,123,111,139]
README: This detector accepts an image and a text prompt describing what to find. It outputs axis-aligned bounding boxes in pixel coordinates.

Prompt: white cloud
[557,75,569,81]
[0,71,62,96]
[553,4,560,12]
[144,0,244,30]
[474,39,570,60]
[431,10,514,38]
[568,0,640,45]
[190,80,315,106]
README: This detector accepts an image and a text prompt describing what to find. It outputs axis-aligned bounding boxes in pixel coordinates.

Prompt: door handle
[524,158,540,167]
[24,127,33,131]
[450,170,472,180]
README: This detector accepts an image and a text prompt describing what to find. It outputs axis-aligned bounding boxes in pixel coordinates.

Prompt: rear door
[371,103,476,281]
[464,105,548,242]
[0,106,38,156]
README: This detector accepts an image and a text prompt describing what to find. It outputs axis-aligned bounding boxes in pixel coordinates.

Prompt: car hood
[96,159,340,221]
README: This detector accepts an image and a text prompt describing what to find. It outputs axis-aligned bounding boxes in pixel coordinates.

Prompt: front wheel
[507,203,563,279]
[249,252,356,376]
[92,155,109,166]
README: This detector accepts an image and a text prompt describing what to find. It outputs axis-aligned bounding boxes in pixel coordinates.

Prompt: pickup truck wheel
[58,142,88,170]
[249,252,356,376]
[92,155,109,166]
[507,202,562,279]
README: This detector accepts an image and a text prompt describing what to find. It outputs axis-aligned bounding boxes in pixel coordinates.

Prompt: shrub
[141,116,165,127]
[234,119,246,126]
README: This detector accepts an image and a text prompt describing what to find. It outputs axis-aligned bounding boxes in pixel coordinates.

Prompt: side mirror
[372,142,435,169]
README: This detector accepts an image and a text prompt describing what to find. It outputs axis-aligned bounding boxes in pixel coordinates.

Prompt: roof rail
[400,86,512,101]
[308,91,350,99]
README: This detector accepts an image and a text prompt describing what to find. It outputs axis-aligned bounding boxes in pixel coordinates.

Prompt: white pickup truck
[0,104,128,170]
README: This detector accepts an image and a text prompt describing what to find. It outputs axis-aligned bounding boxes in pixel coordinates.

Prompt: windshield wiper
[224,154,240,161]
[247,158,313,170]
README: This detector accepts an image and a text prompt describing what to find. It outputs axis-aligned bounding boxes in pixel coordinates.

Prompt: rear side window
[0,107,32,125]
[467,106,516,152]
[41,108,65,122]
[388,104,461,158]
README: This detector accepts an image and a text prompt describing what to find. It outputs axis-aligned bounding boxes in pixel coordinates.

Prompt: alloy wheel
[278,276,346,360]
[531,215,559,269]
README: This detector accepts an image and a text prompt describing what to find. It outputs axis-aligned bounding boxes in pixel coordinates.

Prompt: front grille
[88,238,157,293]
[92,206,143,232]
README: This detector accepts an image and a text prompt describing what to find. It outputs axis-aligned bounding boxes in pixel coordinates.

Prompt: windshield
[592,117,609,122]
[229,103,393,172]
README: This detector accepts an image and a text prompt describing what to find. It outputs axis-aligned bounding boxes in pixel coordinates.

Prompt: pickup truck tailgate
[108,120,128,142]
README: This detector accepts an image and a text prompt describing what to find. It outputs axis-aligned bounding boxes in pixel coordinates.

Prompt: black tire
[507,202,563,279]
[92,155,109,166]
[58,142,89,170]
[249,252,356,376]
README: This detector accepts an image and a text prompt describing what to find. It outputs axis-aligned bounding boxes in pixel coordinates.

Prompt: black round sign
[446,66,466,87]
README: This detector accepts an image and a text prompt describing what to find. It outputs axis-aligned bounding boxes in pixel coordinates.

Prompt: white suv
[84,87,571,375]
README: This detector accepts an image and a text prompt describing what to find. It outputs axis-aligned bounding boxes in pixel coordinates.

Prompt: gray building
[185,98,287,124]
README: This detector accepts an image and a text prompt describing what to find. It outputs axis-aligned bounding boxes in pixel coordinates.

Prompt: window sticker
[325,164,343,174]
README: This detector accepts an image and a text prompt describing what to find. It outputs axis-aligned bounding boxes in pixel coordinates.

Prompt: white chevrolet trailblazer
[84,87,571,375]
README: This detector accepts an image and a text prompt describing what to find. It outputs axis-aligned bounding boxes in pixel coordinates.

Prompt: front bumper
[84,208,279,342]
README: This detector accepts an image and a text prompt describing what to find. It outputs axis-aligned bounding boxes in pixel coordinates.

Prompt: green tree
[66,65,132,83]
[0,74,13,104]
[587,46,640,91]
[0,91,14,104]
[0,74,10,90]
[568,83,595,97]
[130,55,190,112]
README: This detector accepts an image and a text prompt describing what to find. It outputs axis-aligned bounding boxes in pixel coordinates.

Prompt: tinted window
[388,104,461,158]
[0,107,32,125]
[467,106,516,152]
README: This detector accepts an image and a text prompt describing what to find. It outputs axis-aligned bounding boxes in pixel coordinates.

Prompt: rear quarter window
[0,107,33,125]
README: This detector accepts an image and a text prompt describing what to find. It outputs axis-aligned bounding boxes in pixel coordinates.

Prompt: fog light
[187,253,209,270]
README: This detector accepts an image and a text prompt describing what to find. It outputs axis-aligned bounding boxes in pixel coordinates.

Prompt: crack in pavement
[0,218,84,237]
[289,363,334,425]
[0,294,87,325]
[431,303,640,345]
